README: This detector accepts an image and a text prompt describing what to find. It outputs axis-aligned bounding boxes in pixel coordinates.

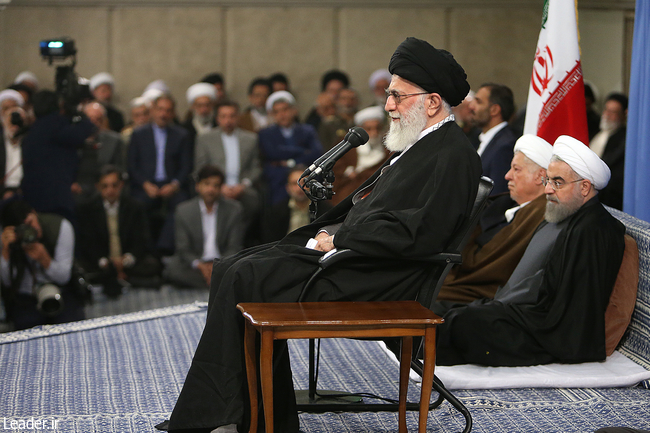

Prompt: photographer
[20,90,95,223]
[0,199,84,330]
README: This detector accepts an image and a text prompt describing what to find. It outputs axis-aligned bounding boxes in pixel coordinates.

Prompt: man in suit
[73,102,124,202]
[195,100,261,244]
[76,165,161,297]
[470,83,517,195]
[258,91,323,206]
[164,165,244,288]
[237,77,271,133]
[127,94,192,253]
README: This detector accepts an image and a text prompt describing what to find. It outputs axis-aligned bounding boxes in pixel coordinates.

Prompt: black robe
[166,121,482,432]
[437,197,626,366]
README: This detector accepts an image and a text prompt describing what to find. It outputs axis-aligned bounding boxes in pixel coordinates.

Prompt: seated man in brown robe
[436,134,553,310]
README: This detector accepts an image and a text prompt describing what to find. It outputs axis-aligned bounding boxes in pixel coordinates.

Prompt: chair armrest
[318,249,361,269]
[318,250,462,269]
[429,253,462,264]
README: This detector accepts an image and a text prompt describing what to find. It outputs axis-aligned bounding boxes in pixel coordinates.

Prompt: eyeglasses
[541,176,584,191]
[385,90,429,104]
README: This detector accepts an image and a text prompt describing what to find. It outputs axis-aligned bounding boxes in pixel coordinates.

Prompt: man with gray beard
[159,37,481,433]
[437,135,626,367]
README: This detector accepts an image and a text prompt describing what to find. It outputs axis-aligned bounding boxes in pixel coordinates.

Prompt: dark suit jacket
[127,123,192,195]
[480,124,516,195]
[258,123,322,205]
[598,126,626,210]
[173,196,244,265]
[105,104,125,133]
[0,124,6,191]
[21,113,95,222]
[75,195,151,271]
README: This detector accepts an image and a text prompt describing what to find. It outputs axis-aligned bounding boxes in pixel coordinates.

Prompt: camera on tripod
[40,38,92,116]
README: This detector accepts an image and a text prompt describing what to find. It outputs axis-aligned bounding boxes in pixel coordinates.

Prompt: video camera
[40,38,92,116]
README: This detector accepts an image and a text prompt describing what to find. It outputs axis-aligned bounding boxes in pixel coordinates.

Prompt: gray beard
[383,99,427,152]
[544,194,583,223]
[195,112,214,126]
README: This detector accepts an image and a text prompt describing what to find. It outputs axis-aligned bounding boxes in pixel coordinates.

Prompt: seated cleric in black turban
[389,37,470,107]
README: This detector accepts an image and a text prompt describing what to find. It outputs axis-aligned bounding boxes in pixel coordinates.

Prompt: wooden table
[237,300,444,433]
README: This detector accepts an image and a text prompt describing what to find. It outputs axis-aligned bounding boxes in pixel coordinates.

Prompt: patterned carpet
[2,303,649,433]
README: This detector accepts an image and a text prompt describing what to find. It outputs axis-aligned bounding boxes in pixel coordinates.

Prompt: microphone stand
[298,170,362,406]
[299,170,335,223]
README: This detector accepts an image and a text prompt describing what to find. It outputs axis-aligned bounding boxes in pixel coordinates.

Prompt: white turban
[141,88,165,104]
[514,134,553,169]
[0,89,25,108]
[130,96,151,108]
[368,69,392,89]
[14,71,39,88]
[354,106,386,126]
[186,83,217,105]
[266,90,295,113]
[145,79,170,94]
[552,135,611,190]
[90,72,115,91]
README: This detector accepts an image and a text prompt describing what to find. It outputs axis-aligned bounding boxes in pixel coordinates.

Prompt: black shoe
[154,420,169,431]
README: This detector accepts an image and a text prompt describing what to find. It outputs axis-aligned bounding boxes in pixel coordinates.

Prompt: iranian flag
[523,0,589,145]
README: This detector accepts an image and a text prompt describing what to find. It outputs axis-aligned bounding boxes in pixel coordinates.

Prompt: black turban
[388,37,470,107]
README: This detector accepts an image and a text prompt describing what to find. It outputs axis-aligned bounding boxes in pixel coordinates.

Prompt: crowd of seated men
[0,66,627,340]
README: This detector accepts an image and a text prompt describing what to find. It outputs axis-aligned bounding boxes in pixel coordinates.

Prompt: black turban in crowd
[389,37,470,107]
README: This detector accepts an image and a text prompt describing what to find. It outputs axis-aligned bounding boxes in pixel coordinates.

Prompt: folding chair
[295,176,494,433]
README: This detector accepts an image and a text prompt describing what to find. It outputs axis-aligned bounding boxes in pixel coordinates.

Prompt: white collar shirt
[199,199,220,261]
[477,121,508,156]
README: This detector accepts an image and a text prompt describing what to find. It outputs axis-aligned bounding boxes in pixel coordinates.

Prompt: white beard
[383,98,428,152]
[599,115,620,133]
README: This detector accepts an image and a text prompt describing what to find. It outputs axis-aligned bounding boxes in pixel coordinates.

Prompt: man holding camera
[0,199,85,330]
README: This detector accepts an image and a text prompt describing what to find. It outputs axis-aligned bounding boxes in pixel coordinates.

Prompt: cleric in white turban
[185,83,217,105]
[265,90,295,113]
[13,71,39,90]
[514,134,553,170]
[0,89,25,111]
[552,135,611,190]
[185,82,217,136]
[89,72,115,91]
[144,79,170,95]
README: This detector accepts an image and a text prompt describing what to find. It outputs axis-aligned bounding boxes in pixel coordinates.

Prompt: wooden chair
[237,301,444,433]
[295,176,494,433]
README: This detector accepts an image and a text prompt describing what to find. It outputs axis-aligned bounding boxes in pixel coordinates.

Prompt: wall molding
[5,0,636,10]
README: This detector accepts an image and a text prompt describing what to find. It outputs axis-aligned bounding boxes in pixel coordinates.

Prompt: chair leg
[398,337,412,433]
[431,376,473,433]
[260,330,275,433]
[419,327,436,433]
[308,338,317,400]
[244,322,259,433]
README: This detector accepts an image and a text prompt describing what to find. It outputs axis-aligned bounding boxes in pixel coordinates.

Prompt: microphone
[302,126,369,181]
